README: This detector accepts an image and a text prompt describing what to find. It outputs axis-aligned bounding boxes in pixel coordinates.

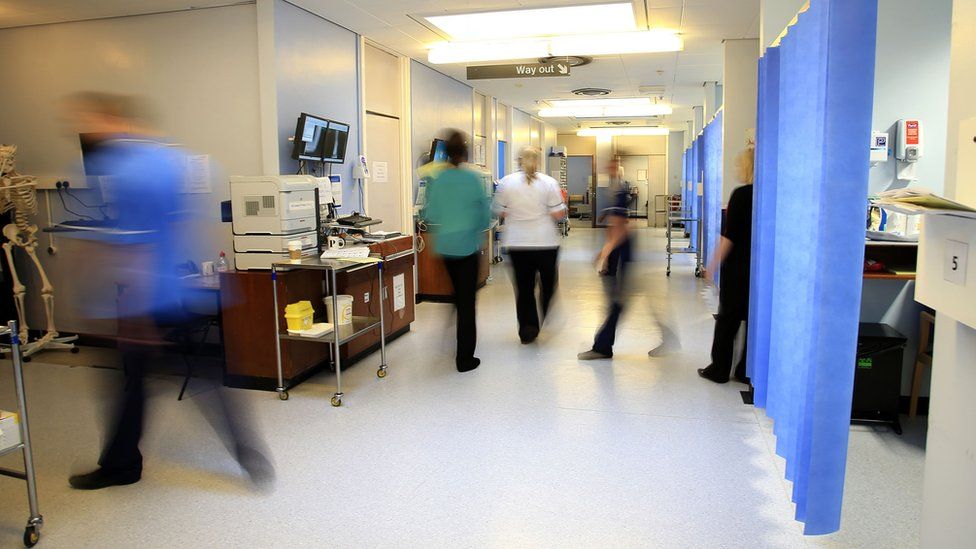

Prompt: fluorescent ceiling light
[547,98,654,109]
[577,127,670,137]
[425,3,636,42]
[427,30,682,64]
[539,102,672,119]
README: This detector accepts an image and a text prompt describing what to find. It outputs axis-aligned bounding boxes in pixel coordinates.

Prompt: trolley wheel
[70,346,80,354]
[377,367,387,379]
[695,268,703,278]
[24,526,39,548]
[278,390,289,401]
[330,395,342,407]
[22,356,31,363]
[666,270,671,277]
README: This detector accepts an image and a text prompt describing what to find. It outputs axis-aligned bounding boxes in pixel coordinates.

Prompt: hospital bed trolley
[270,257,390,406]
[0,321,44,547]
[666,209,703,278]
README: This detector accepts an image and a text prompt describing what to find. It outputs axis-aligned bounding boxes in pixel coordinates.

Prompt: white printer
[230,175,319,270]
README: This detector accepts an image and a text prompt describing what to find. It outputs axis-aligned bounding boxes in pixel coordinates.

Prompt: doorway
[566,155,594,226]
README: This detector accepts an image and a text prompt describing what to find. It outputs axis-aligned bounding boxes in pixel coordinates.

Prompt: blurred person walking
[494,147,566,344]
[61,92,273,490]
[578,162,634,360]
[578,161,681,360]
[422,130,491,372]
[698,146,755,384]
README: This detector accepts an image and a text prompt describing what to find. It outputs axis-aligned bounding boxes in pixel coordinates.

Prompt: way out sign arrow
[467,62,571,80]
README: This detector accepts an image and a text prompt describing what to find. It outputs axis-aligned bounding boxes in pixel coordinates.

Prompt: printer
[230,175,319,270]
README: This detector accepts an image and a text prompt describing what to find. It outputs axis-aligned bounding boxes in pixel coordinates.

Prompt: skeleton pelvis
[3,223,37,247]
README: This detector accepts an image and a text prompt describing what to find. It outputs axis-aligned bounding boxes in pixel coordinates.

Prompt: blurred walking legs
[443,253,480,372]
[508,248,558,343]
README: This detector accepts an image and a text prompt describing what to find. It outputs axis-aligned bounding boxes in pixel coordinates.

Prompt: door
[364,113,402,232]
[566,155,594,222]
[620,155,650,218]
[648,155,667,226]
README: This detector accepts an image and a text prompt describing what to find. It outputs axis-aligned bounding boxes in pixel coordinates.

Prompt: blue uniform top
[76,137,192,320]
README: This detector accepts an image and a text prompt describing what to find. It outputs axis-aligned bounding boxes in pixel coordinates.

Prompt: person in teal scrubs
[422,130,491,372]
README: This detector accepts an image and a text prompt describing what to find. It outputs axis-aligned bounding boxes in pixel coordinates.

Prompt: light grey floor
[0,228,925,548]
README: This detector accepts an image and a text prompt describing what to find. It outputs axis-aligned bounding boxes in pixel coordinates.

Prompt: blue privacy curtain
[702,111,724,274]
[747,0,878,535]
[689,138,701,248]
[682,148,691,215]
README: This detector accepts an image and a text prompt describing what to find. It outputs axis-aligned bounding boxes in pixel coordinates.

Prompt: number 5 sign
[944,239,969,286]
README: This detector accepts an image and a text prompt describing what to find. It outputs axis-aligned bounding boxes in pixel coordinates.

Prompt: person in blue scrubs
[62,92,273,490]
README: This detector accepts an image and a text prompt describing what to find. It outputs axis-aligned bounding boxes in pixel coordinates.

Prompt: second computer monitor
[321,121,349,164]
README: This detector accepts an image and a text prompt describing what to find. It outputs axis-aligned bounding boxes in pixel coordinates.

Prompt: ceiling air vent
[572,87,611,97]
[539,56,592,67]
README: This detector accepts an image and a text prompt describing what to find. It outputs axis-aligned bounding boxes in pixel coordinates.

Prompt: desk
[219,236,415,392]
[416,226,491,302]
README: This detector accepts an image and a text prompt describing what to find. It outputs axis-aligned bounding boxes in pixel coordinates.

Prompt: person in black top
[578,162,634,360]
[699,147,754,383]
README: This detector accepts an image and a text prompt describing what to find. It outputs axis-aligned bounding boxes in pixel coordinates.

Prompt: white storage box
[0,410,21,452]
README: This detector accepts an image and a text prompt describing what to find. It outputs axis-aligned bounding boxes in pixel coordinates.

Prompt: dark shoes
[457,357,481,373]
[697,367,729,384]
[578,350,613,360]
[698,365,751,385]
[69,468,141,490]
[519,327,539,344]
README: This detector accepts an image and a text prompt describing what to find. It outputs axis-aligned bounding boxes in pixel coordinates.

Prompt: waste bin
[852,323,907,434]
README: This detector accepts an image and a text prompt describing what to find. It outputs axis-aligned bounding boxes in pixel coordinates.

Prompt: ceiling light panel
[577,127,670,137]
[425,3,636,41]
[539,103,673,118]
[547,98,652,109]
[427,30,683,64]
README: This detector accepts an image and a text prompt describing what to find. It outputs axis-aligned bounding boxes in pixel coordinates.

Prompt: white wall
[0,4,261,335]
[511,108,534,165]
[409,61,472,190]
[868,0,952,195]
[272,0,361,212]
[760,0,806,51]
[667,131,686,195]
[723,39,759,203]
[943,0,976,206]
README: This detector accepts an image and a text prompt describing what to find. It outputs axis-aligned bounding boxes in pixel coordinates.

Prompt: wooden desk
[416,228,491,302]
[220,236,415,390]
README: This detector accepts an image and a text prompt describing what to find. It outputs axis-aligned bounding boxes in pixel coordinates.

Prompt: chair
[909,310,935,417]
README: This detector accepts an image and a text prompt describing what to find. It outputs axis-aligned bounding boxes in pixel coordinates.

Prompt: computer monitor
[321,121,350,164]
[291,113,330,161]
[429,138,448,163]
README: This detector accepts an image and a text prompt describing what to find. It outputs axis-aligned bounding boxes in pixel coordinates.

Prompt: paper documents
[871,188,976,219]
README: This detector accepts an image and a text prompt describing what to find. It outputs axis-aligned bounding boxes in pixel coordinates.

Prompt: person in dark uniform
[578,162,634,360]
[699,147,754,383]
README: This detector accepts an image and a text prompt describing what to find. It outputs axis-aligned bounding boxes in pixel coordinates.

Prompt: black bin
[852,323,906,434]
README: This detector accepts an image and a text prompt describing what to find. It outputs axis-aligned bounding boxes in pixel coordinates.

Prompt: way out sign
[467,62,571,80]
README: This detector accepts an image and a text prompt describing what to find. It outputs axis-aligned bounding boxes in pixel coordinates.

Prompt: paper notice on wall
[597,174,610,188]
[393,273,405,311]
[373,162,388,183]
[183,154,212,193]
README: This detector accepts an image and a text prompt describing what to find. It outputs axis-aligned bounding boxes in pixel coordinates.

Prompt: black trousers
[593,238,632,355]
[508,248,559,340]
[100,326,261,474]
[706,308,748,382]
[443,253,479,367]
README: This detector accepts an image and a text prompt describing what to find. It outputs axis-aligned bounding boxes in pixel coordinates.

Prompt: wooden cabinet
[220,236,416,390]
[416,228,491,302]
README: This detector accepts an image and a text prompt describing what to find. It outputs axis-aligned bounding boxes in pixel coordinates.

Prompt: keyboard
[320,247,372,259]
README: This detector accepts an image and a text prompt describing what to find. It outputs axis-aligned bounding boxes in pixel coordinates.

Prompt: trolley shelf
[0,444,25,459]
[278,316,381,345]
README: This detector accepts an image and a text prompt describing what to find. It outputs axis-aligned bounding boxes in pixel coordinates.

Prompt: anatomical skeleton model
[0,145,77,357]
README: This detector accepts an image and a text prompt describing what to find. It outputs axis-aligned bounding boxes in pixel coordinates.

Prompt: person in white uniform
[494,147,567,343]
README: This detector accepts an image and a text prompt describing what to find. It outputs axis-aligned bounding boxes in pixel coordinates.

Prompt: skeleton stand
[0,145,77,358]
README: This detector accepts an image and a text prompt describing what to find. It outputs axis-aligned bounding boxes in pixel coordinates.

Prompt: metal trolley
[0,321,43,547]
[271,257,390,406]
[665,205,703,278]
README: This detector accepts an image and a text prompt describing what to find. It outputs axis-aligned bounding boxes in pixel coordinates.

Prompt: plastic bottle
[215,251,230,273]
